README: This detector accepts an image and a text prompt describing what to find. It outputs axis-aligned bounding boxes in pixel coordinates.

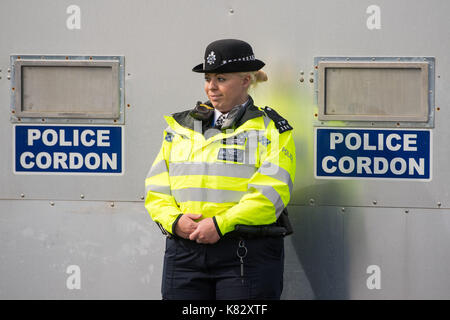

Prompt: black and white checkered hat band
[221,55,255,65]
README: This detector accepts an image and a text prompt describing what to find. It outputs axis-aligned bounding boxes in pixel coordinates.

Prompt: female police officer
[145,39,296,300]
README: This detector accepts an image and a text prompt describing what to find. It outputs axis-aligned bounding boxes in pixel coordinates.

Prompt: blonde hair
[238,70,268,89]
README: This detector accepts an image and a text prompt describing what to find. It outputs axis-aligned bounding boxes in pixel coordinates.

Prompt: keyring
[236,240,247,258]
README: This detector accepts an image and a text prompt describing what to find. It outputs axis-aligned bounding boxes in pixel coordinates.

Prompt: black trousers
[161,235,284,300]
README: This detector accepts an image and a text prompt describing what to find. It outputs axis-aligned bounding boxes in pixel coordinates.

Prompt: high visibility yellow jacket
[145,97,296,237]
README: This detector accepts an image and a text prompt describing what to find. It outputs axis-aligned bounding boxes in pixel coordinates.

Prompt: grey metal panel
[319,62,428,122]
[17,62,118,118]
[343,207,408,299]
[313,57,435,127]
[10,55,125,124]
[405,209,450,299]
[281,213,316,300]
[289,205,345,299]
[0,200,164,299]
[292,205,450,299]
[21,65,115,116]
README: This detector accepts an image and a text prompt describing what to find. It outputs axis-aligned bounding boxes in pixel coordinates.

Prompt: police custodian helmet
[192,39,265,73]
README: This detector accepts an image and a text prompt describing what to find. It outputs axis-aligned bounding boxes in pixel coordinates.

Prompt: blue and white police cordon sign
[14,125,123,174]
[315,128,431,180]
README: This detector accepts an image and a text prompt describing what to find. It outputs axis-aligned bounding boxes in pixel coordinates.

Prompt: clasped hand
[174,213,220,244]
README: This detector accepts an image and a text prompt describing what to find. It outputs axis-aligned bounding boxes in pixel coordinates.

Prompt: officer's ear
[240,73,251,90]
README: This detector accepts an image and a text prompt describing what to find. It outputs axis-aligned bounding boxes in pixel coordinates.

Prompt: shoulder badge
[263,106,293,133]
[164,132,174,142]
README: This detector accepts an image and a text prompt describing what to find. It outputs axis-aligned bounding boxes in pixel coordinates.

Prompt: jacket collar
[169,96,265,135]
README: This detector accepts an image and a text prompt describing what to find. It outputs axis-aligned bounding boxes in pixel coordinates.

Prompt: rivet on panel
[309,198,315,206]
[372,200,377,205]
[229,8,234,14]
[80,194,85,199]
[50,201,55,206]
[437,202,442,207]
[110,202,115,208]
[20,193,25,198]
[140,196,145,200]
[341,207,345,213]
[299,77,304,83]
[404,209,409,214]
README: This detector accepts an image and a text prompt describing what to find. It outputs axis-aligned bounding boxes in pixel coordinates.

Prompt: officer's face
[204,73,250,113]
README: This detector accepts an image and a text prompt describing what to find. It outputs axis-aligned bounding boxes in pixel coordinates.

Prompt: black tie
[214,114,227,129]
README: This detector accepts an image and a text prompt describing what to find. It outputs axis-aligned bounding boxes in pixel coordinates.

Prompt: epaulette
[263,106,293,133]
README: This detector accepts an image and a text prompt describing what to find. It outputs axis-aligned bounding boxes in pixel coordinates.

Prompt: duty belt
[226,208,293,239]
[157,208,293,240]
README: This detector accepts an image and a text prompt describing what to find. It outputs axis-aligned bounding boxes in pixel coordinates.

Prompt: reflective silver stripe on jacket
[257,162,293,194]
[263,115,271,129]
[145,160,172,195]
[172,188,246,203]
[146,160,168,179]
[248,183,285,218]
[169,162,256,179]
[145,184,171,196]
